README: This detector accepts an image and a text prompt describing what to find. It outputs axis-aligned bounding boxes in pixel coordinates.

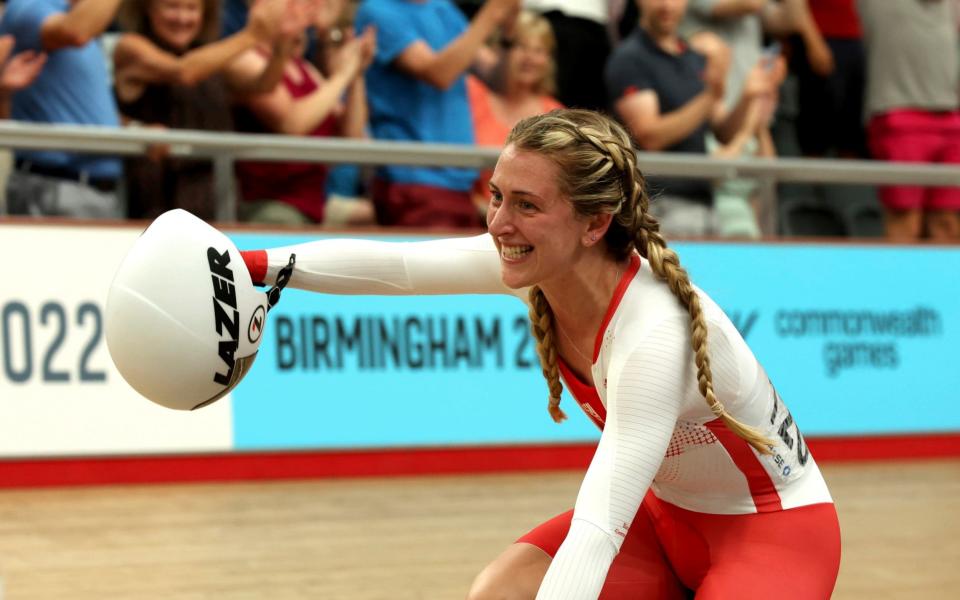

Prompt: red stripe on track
[1,433,958,489]
[0,444,597,489]
[807,432,960,462]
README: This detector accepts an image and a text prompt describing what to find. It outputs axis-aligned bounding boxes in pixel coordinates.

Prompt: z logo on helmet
[248,305,265,343]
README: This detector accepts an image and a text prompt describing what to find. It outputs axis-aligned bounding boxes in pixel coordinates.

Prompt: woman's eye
[518,200,536,211]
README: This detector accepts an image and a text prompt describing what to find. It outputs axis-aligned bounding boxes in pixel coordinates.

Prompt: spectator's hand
[751,95,777,132]
[248,0,290,42]
[357,26,376,71]
[127,122,171,164]
[769,54,787,86]
[277,0,320,43]
[484,0,522,27]
[805,34,835,76]
[0,50,47,93]
[329,30,364,79]
[0,35,15,66]
[742,60,777,101]
[695,33,730,100]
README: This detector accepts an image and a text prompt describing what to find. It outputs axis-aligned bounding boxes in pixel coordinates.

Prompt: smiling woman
[112,109,841,599]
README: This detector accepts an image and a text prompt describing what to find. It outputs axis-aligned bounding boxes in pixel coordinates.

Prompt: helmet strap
[266,253,296,311]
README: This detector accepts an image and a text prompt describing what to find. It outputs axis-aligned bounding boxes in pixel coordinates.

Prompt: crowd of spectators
[0,0,958,241]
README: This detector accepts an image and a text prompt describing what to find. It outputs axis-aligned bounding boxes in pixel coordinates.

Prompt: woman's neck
[503,78,531,102]
[539,253,626,343]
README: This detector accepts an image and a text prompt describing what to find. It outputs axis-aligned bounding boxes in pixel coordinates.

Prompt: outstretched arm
[242,234,522,298]
[40,0,123,51]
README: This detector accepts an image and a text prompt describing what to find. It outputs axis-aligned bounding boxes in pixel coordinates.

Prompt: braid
[528,286,568,423]
[632,187,773,454]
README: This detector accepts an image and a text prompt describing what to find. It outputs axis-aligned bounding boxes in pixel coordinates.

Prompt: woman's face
[148,0,204,51]
[486,145,589,290]
[639,0,688,37]
[506,33,551,91]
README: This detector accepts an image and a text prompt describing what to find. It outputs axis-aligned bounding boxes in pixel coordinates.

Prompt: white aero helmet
[106,209,274,410]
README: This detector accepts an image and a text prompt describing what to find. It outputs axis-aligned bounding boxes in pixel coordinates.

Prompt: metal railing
[3,120,959,229]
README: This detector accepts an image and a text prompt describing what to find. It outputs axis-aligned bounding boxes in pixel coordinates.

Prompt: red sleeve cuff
[241,250,268,286]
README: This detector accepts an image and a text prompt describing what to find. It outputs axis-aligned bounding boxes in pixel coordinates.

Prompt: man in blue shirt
[0,0,123,217]
[356,0,518,228]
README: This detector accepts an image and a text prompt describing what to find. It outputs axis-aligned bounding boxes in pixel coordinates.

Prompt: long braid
[528,286,568,423]
[627,159,773,454]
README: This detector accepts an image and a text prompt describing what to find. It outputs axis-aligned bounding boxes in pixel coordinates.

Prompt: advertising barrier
[0,225,232,457]
[1,223,958,461]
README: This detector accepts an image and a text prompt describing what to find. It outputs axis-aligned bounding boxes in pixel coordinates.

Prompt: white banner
[0,224,232,457]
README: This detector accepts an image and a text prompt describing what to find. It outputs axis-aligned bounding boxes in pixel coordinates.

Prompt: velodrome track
[2,217,959,599]
[0,458,957,599]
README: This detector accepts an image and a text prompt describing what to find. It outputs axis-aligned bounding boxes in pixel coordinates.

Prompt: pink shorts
[868,109,960,211]
[518,492,841,599]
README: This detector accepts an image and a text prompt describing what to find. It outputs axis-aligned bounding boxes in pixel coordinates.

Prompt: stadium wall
[1,222,958,487]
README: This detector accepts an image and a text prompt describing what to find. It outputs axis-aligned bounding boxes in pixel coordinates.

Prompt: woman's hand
[0,51,47,94]
[328,30,364,80]
[804,34,835,76]
[0,34,47,94]
[690,31,731,101]
[357,26,376,71]
[279,0,321,43]
[247,0,290,42]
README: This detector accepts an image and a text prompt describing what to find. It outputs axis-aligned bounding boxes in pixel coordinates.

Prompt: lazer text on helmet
[208,247,239,386]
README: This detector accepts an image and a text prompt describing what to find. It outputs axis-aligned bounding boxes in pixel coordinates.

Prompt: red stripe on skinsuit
[706,419,783,512]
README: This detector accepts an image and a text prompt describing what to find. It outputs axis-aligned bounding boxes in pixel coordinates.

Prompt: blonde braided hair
[506,109,772,453]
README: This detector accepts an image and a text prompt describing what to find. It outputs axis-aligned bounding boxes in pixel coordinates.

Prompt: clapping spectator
[113,0,288,221]
[467,9,562,213]
[605,0,778,237]
[859,0,960,241]
[681,2,789,238]
[0,0,125,218]
[356,0,519,229]
[230,0,376,226]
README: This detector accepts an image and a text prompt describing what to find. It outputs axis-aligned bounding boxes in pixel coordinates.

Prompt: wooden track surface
[0,459,957,599]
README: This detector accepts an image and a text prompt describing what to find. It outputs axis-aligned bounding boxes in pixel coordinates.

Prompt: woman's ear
[582,212,614,247]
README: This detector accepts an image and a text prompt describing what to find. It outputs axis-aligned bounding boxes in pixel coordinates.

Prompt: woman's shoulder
[540,95,564,113]
[466,75,492,111]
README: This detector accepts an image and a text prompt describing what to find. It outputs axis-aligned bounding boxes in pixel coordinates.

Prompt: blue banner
[229,234,960,450]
